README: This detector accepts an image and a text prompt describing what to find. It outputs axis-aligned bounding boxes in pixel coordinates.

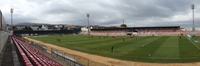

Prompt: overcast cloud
[0,0,200,27]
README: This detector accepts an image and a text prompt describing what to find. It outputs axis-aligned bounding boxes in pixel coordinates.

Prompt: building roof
[91,26,181,31]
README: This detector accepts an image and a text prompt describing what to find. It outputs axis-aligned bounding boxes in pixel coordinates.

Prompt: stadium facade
[0,10,7,31]
[90,26,185,36]
[0,10,9,55]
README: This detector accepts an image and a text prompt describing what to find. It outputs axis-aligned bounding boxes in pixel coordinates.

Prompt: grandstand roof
[91,26,181,31]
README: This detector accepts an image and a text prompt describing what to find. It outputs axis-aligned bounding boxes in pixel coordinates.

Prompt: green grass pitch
[30,35,200,63]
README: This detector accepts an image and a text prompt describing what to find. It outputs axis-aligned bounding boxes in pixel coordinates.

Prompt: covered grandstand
[90,26,183,36]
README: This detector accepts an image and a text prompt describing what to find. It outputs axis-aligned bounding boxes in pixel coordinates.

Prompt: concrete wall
[0,31,9,53]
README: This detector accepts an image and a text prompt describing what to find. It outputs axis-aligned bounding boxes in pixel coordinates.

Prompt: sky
[0,0,200,27]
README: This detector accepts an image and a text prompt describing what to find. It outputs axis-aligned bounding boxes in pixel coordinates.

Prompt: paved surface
[0,31,9,52]
[0,31,10,66]
[0,40,21,66]
[0,31,21,66]
[1,41,14,66]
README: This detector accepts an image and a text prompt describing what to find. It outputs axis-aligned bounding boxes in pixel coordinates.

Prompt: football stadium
[1,0,200,66]
[23,25,200,66]
[27,25,200,63]
[29,35,200,63]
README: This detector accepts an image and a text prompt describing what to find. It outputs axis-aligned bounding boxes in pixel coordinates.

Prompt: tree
[120,24,127,28]
[24,26,33,31]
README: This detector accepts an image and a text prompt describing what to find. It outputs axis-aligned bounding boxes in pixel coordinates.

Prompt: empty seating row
[11,36,62,66]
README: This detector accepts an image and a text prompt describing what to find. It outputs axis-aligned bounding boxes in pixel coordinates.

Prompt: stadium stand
[0,10,12,66]
[11,36,63,66]
[90,26,183,36]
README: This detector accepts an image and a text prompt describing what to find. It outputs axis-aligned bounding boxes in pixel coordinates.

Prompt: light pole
[10,8,14,30]
[191,4,195,32]
[87,13,90,35]
[123,19,125,24]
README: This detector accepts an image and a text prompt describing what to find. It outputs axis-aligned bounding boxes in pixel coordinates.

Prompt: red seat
[12,36,62,66]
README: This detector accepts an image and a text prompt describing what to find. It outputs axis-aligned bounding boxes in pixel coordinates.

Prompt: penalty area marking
[185,36,200,50]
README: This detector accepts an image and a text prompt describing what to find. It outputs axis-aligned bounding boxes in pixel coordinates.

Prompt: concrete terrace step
[0,40,21,66]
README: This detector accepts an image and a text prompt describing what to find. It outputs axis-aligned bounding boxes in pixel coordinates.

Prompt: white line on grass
[185,36,200,50]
